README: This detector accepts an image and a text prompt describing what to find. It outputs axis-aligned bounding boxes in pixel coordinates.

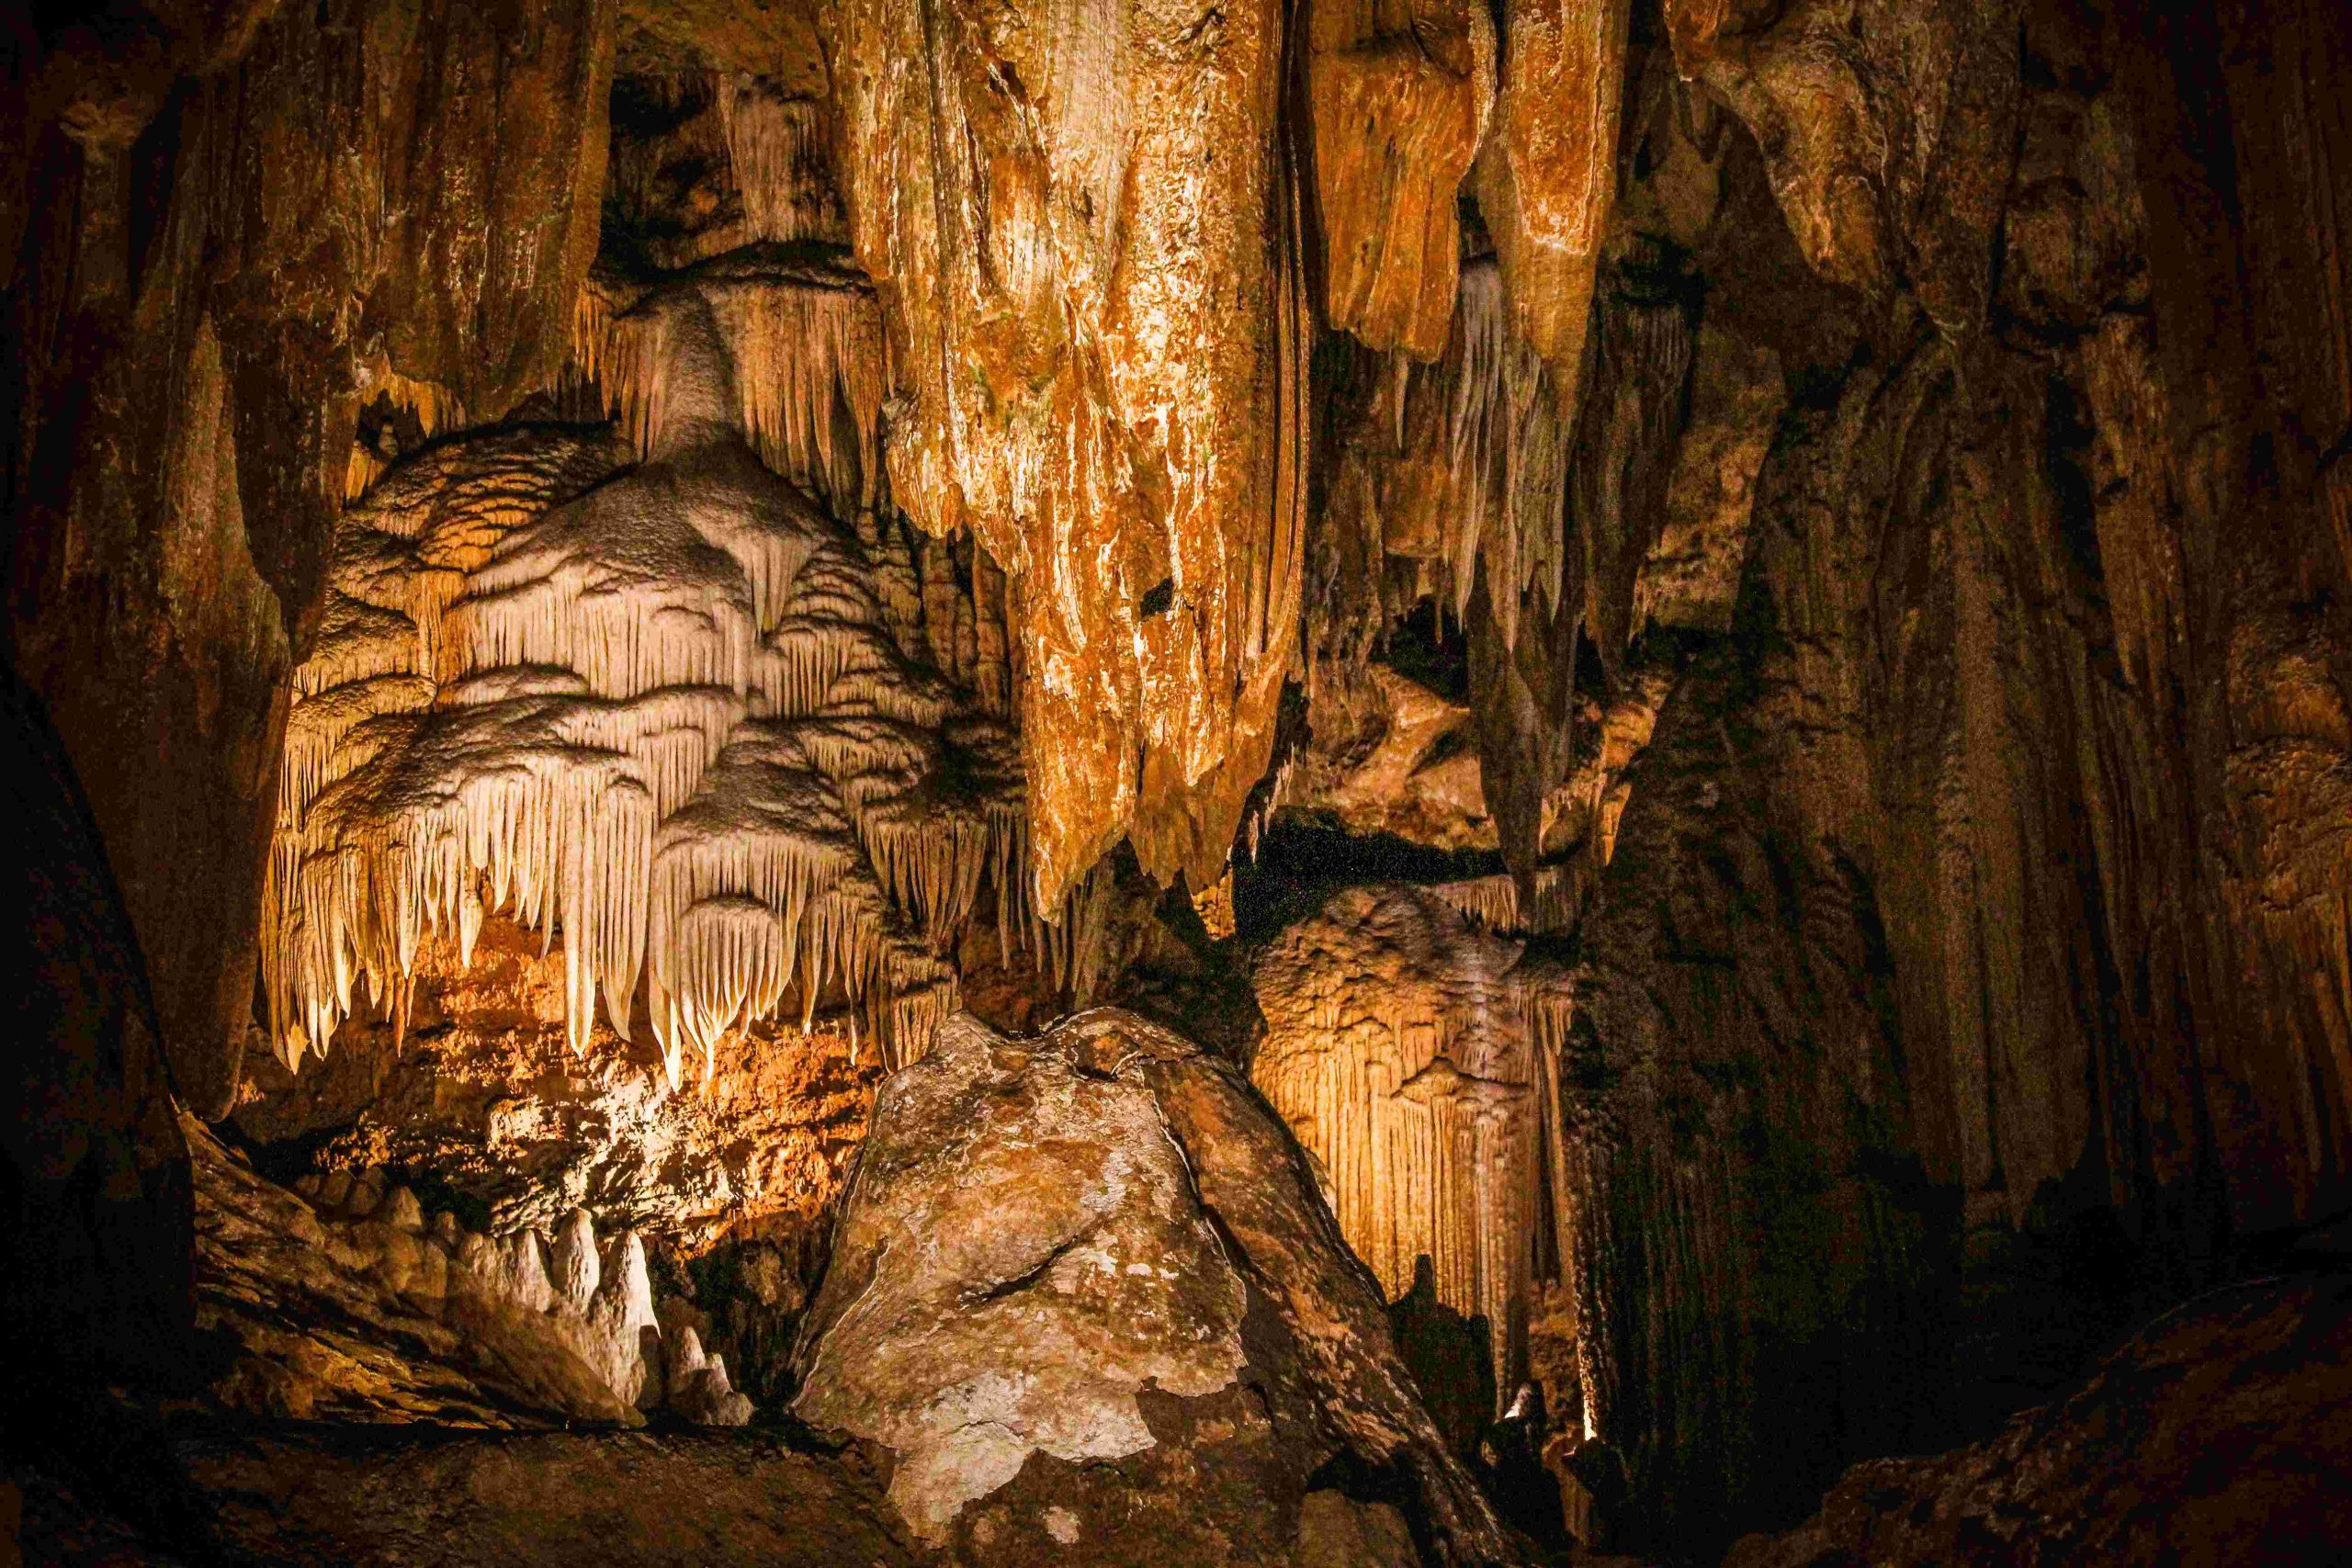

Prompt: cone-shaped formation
[268,262,1041,1087]
[1328,257,1577,657]
[829,0,1309,907]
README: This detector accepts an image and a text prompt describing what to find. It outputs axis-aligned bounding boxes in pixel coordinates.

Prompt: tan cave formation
[8,1,2352,1565]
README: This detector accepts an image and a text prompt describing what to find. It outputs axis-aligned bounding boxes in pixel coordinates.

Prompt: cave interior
[7,0,2352,1563]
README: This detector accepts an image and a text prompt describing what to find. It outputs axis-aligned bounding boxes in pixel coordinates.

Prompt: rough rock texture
[1477,0,1634,394]
[196,1111,759,1430]
[793,1008,1517,1564]
[1287,656,1495,853]
[1306,0,1493,358]
[16,5,2352,1566]
[1250,884,1575,1410]
[1540,2,2352,1553]
[194,1119,646,1427]
[829,0,1308,908]
[236,916,882,1249]
[1724,1272,2352,1567]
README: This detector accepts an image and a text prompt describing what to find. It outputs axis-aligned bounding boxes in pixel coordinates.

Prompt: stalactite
[829,0,1302,906]
[573,256,888,519]
[1427,874,1521,932]
[268,287,1037,1083]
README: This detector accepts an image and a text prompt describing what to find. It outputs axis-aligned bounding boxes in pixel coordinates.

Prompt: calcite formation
[266,254,1028,1089]
[5,0,618,1118]
[199,1118,750,1427]
[17,4,2352,1567]
[237,915,883,1248]
[1476,0,1634,392]
[793,1009,1514,1563]
[1306,0,1495,358]
[1724,1275,2352,1567]
[826,0,1309,908]
[1250,884,1577,1410]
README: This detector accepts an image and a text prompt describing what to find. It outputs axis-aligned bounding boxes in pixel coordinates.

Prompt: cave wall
[4,3,616,1117]
[1554,0,2352,1548]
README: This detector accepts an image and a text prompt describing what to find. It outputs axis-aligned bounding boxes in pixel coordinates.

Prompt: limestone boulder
[792,1008,1520,1565]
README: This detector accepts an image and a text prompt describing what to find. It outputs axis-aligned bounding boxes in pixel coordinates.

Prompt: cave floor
[12,1415,923,1567]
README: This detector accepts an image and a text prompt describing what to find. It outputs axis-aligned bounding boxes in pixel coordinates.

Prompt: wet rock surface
[793,1008,1520,1564]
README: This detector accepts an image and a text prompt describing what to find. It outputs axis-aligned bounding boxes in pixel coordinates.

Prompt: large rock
[792,1008,1519,1565]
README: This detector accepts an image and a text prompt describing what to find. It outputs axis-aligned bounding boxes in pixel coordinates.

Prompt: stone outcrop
[792,1008,1517,1564]
[196,1118,644,1427]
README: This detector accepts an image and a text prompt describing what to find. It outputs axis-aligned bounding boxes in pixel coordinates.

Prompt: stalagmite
[551,1207,602,1313]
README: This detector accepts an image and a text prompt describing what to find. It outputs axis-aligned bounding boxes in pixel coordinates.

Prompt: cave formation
[6,0,2352,1563]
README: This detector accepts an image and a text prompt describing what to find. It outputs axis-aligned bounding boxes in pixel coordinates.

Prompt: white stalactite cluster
[268,259,1048,1092]
[1250,882,1577,1398]
[1424,866,1577,934]
[573,249,888,523]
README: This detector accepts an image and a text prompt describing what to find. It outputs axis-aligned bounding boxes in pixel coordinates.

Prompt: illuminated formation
[1250,883,1576,1396]
[266,254,1037,1089]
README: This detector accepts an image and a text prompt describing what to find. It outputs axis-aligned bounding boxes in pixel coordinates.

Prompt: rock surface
[1250,884,1574,1410]
[235,915,883,1250]
[195,1117,641,1427]
[1724,1273,2352,1567]
[793,1008,1519,1564]
[6,0,616,1115]
[14,1420,925,1567]
[1543,7,2352,1550]
[3,659,194,1393]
